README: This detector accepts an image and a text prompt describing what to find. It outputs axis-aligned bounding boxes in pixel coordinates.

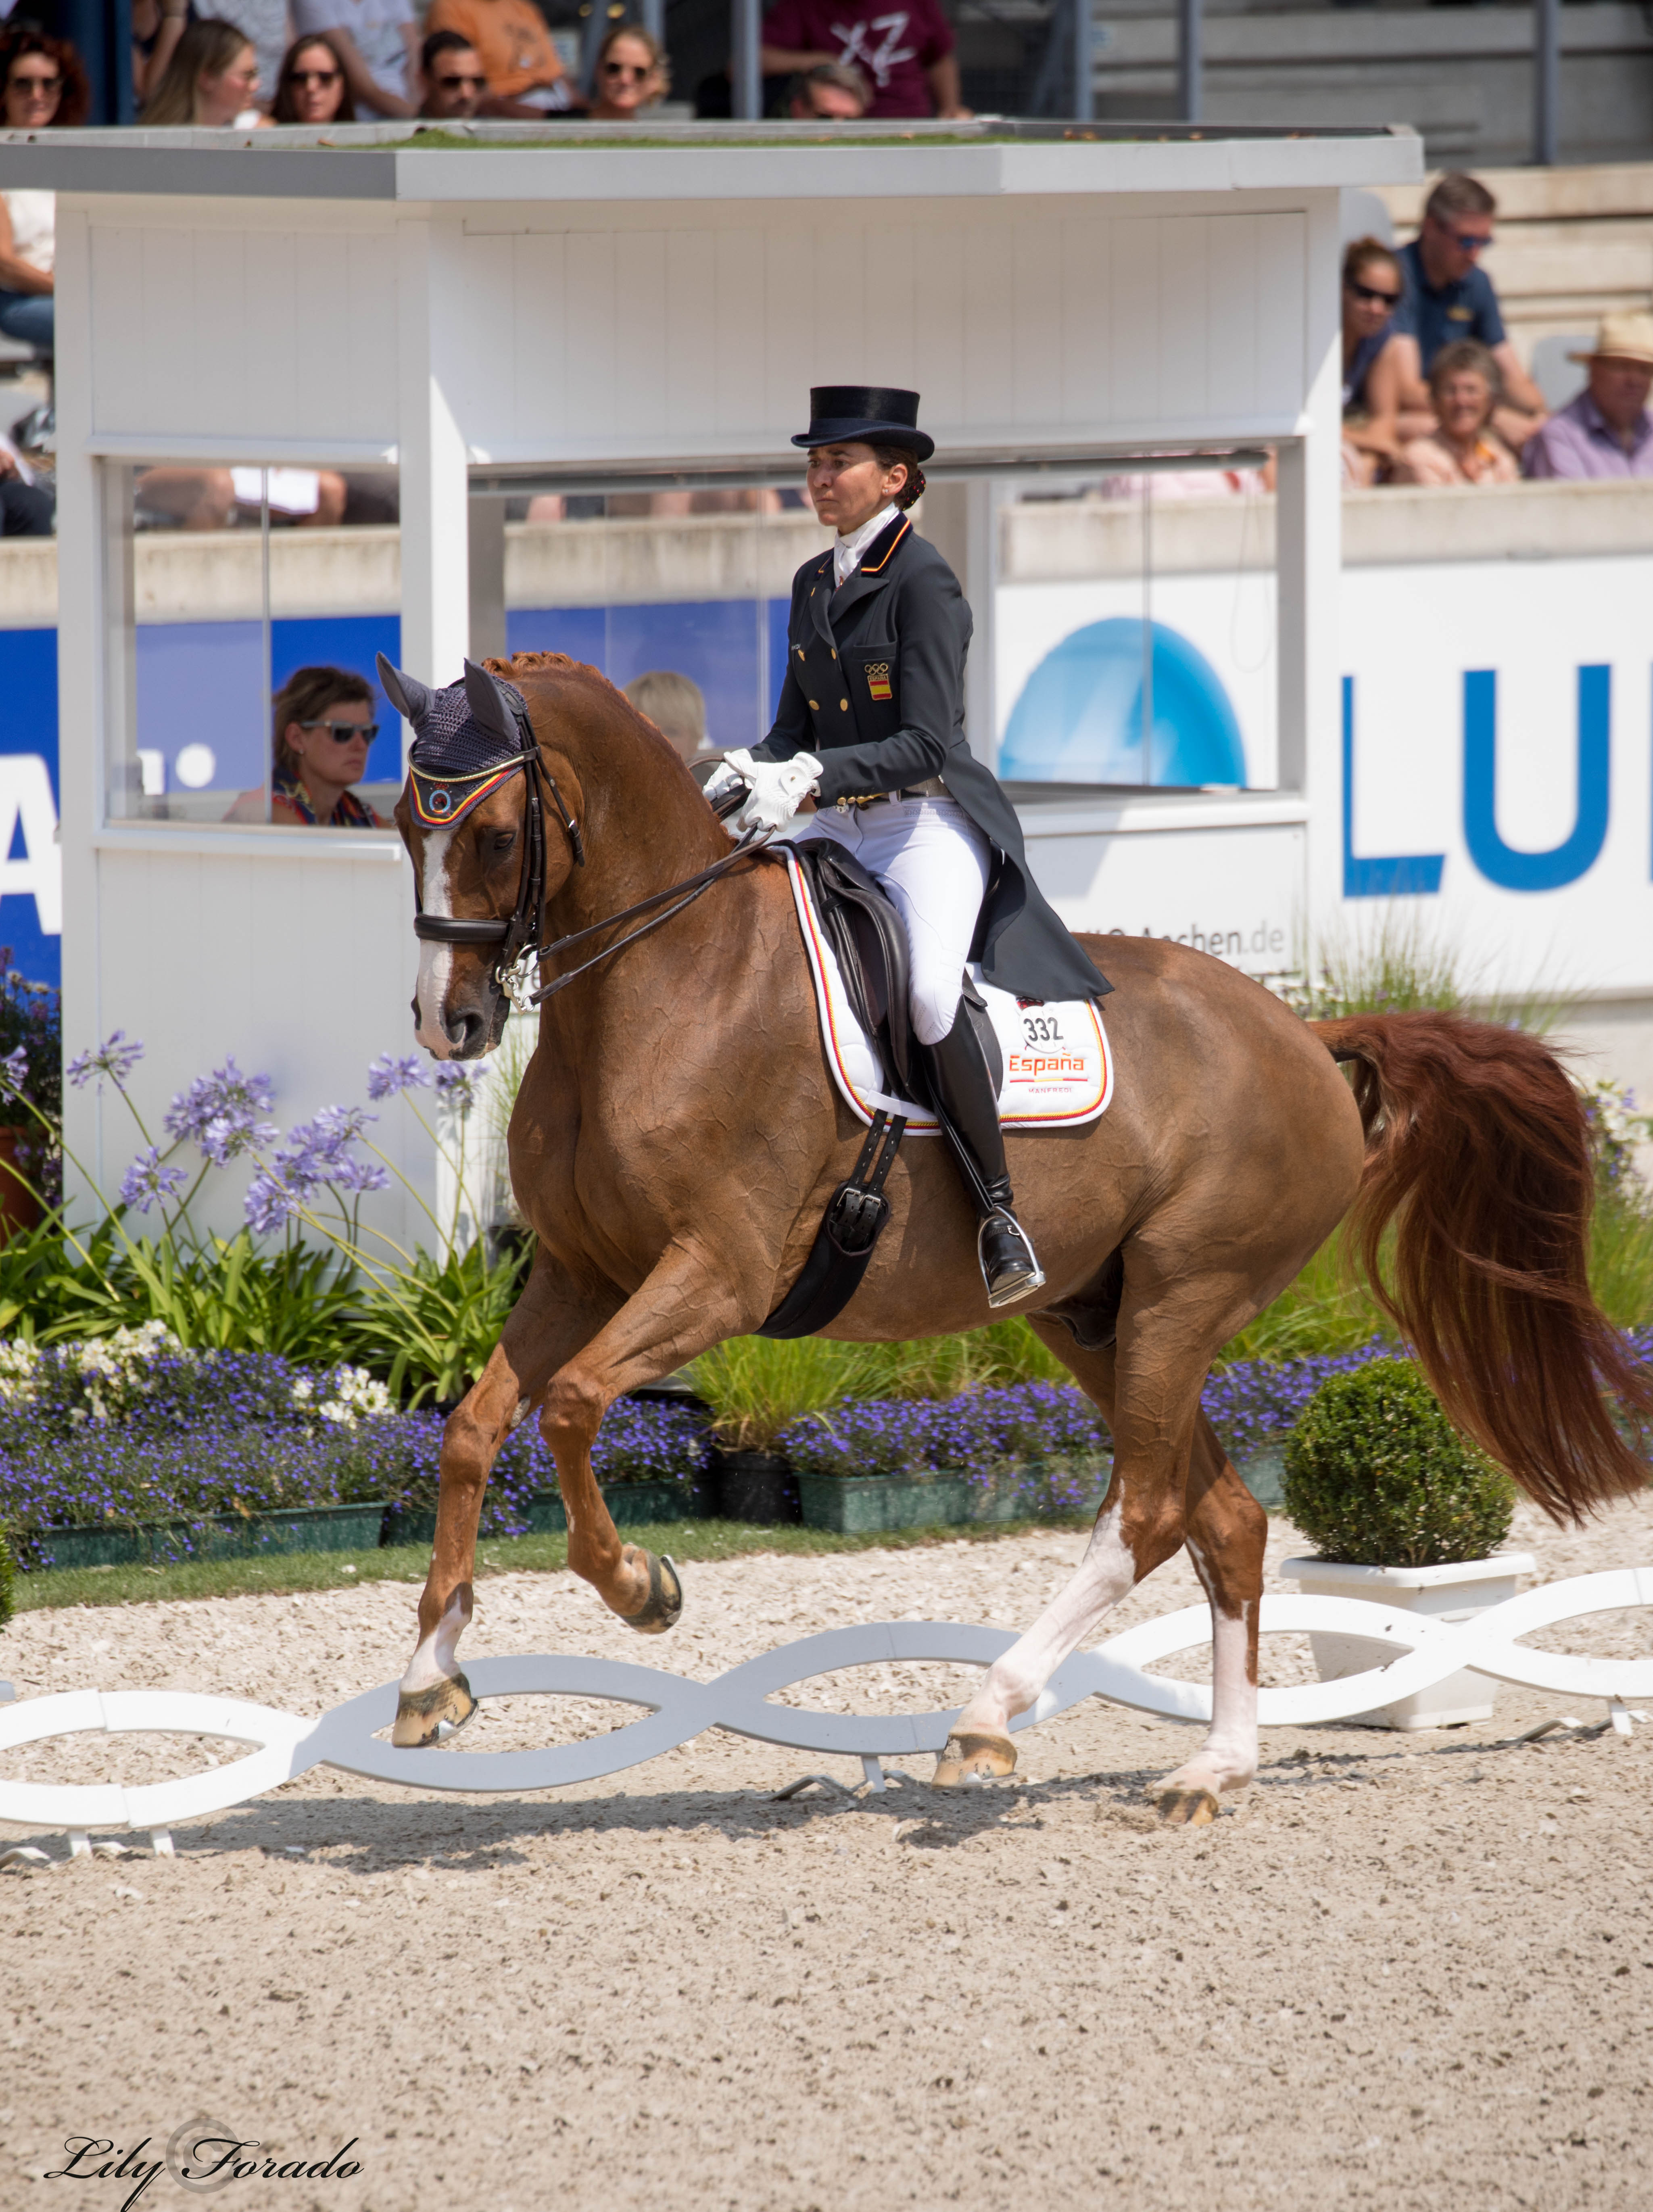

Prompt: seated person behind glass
[225,665,387,827]
[623,668,711,763]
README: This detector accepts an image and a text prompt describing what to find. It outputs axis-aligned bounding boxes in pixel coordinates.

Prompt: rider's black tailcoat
[754,512,1112,1005]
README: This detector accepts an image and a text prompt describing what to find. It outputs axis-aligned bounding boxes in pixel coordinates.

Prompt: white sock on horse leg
[961,1504,1138,1733]
[401,1590,470,1695]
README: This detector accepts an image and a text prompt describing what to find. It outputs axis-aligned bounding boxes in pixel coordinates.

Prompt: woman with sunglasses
[1340,236,1405,486]
[270,33,357,122]
[0,29,89,355]
[588,23,665,121]
[227,666,387,827]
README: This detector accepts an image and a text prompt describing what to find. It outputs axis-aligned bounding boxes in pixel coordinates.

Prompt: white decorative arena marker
[1,1572,1649,1844]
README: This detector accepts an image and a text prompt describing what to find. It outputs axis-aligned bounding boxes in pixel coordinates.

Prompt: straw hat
[1569,311,1653,366]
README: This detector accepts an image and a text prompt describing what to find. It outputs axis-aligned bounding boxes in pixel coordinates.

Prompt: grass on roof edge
[5,1514,1102,1615]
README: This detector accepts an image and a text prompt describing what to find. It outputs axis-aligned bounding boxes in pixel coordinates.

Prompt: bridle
[410,709,764,1016]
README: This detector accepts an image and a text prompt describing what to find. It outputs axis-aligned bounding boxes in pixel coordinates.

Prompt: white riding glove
[711,748,824,839]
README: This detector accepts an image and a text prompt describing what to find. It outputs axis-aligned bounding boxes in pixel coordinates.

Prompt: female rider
[708,385,1112,1308]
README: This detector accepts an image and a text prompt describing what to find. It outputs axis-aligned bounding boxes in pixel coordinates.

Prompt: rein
[411,719,766,1014]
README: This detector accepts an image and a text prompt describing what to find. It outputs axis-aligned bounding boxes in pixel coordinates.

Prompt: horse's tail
[1313,1009,1653,1522]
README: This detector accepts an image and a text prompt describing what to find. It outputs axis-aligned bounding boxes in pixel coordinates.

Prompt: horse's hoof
[391,1672,477,1748]
[620,1551,682,1636]
[933,1730,1017,1788]
[1156,1783,1219,1827]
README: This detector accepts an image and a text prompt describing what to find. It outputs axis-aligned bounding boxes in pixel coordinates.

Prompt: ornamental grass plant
[1281,1357,1515,1567]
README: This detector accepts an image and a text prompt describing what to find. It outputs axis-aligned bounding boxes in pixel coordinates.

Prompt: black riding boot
[924,1001,1046,1309]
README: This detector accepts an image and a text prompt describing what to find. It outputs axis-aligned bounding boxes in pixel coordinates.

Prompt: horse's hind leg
[393,1252,617,1748]
[1155,1412,1267,1826]
[936,1332,1188,1786]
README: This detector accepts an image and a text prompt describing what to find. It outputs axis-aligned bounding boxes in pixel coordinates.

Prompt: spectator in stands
[1523,312,1653,482]
[289,0,415,117]
[419,28,486,118]
[0,445,52,537]
[587,23,665,121]
[1390,172,1544,455]
[226,666,387,827]
[787,59,868,118]
[0,29,88,355]
[1392,341,1518,488]
[625,670,710,762]
[760,0,968,119]
[144,19,269,125]
[1340,235,1404,485]
[424,0,573,113]
[132,0,190,111]
[271,33,357,122]
[134,464,350,529]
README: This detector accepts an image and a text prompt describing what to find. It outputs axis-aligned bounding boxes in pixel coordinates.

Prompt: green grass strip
[8,1515,1093,1614]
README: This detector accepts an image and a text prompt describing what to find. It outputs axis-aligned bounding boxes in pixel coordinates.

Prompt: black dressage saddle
[782,839,915,1101]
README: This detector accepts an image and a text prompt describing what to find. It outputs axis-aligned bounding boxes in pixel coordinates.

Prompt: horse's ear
[463,658,522,747]
[376,654,432,724]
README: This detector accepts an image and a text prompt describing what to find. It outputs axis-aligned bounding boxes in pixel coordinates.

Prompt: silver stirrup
[979,1212,1046,1310]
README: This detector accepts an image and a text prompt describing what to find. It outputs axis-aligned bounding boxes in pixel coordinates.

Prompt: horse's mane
[480,652,722,857]
[482,650,691,773]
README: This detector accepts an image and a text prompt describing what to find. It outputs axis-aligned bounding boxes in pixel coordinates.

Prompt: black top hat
[791,385,935,462]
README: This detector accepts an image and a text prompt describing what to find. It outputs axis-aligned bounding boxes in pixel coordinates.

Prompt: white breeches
[791,797,992,1047]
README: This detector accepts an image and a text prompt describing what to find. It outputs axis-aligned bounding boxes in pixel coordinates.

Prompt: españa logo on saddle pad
[780,850,1113,1133]
[865,662,893,703]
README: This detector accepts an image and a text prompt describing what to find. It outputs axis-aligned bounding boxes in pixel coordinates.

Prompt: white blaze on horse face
[414,827,458,1057]
[959,1502,1137,1735]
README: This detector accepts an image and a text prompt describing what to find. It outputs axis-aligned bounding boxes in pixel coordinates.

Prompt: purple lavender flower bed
[0,1340,711,1567]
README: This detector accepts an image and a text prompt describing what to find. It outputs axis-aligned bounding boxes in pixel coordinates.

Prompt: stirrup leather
[978,1208,1046,1309]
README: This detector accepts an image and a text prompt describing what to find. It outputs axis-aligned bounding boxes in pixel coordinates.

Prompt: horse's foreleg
[393,1255,614,1747]
[539,1242,754,1634]
[1154,1412,1267,1826]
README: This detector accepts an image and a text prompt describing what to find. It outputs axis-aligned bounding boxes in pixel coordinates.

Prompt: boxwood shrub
[1282,1357,1515,1567]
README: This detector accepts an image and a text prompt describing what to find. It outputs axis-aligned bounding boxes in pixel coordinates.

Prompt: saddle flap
[788,842,915,1098]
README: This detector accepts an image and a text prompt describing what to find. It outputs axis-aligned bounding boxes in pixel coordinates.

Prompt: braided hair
[872,444,928,511]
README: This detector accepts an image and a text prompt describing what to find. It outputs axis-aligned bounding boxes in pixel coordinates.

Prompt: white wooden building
[0,120,1420,1243]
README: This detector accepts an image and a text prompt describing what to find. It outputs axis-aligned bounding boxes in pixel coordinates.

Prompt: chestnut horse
[392,651,1652,1821]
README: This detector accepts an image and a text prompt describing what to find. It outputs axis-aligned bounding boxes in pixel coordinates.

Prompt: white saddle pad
[780,848,1114,1134]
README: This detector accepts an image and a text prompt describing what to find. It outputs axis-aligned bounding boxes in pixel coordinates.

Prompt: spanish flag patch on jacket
[866,661,893,702]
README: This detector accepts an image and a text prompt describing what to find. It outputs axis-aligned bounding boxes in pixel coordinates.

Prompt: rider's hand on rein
[713,748,825,840]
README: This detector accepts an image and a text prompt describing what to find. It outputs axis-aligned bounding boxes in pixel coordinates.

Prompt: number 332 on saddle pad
[780,847,1114,1132]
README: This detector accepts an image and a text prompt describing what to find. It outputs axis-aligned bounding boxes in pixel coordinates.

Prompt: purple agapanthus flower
[243,1169,301,1235]
[271,1104,381,1198]
[164,1057,279,1166]
[67,1030,144,1090]
[0,1044,27,1098]
[434,1063,481,1113]
[119,1146,188,1214]
[366,1053,432,1101]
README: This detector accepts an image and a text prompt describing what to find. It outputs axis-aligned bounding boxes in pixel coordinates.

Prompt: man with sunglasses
[418,28,486,117]
[1390,171,1546,455]
[424,0,574,111]
[227,666,387,828]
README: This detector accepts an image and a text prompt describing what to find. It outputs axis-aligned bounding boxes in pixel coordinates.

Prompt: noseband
[410,708,762,1015]
[411,697,585,988]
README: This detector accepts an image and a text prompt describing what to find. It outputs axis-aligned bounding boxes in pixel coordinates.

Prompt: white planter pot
[1281,1552,1536,1731]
